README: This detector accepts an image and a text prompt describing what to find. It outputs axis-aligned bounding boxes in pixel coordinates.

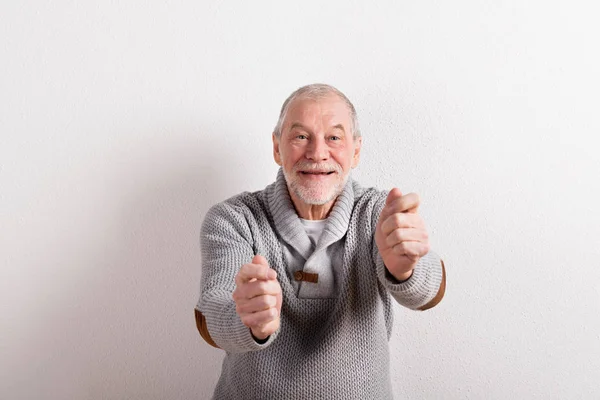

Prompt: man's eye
[329,136,341,141]
[296,134,308,140]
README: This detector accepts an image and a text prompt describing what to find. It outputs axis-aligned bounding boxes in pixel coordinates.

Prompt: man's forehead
[284,94,352,126]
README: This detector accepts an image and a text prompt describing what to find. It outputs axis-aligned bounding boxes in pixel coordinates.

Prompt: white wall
[2,1,599,399]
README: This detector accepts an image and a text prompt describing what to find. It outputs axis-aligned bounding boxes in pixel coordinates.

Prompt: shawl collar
[266,168,355,259]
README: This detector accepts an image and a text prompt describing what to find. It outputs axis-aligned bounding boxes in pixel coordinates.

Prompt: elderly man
[195,84,446,399]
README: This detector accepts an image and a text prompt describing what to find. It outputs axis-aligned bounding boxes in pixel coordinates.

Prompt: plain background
[2,1,599,399]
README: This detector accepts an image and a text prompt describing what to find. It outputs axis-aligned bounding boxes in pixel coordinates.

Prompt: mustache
[292,161,343,174]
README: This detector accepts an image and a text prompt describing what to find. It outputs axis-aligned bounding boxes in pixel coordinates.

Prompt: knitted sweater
[197,169,445,399]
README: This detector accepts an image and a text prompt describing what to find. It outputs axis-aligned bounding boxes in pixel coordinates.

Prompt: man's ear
[351,136,362,168]
[272,133,282,166]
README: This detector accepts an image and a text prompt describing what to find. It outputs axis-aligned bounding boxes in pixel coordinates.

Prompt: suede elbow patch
[418,259,446,311]
[195,309,220,349]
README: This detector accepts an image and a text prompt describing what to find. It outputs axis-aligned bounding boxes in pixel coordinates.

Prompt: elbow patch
[195,309,221,349]
[418,259,446,311]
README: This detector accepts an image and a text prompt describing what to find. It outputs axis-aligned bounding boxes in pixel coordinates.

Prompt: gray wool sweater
[197,169,444,400]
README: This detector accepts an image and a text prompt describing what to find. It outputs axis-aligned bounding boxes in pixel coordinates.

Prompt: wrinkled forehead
[283,94,352,129]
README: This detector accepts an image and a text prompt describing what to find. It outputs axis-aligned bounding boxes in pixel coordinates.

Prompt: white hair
[273,84,360,139]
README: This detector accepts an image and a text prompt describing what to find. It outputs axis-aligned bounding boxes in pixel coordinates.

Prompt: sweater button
[294,271,304,281]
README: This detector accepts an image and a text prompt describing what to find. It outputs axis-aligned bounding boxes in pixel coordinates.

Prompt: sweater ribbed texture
[197,169,443,399]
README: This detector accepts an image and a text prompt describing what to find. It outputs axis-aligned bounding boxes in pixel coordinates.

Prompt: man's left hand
[375,188,431,281]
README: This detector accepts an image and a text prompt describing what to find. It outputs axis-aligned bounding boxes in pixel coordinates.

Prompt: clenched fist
[375,188,431,281]
[232,255,282,340]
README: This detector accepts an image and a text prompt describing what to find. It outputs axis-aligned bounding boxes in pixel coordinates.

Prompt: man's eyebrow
[290,122,311,132]
[332,124,345,132]
[289,122,346,133]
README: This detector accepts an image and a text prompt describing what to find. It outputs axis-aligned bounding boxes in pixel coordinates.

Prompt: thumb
[252,254,269,267]
[252,254,276,280]
[385,188,403,206]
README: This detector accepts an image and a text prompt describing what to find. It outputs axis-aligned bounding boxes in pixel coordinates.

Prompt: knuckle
[256,295,271,309]
[256,266,266,280]
[258,324,274,337]
[412,246,422,257]
[423,242,431,254]
[385,234,396,248]
[268,280,280,293]
[383,215,392,229]
[386,230,402,247]
[236,303,246,316]
[394,229,405,241]
[394,213,403,226]
[255,281,268,293]
[254,316,267,327]
[393,243,404,255]
[236,264,249,281]
[241,315,253,327]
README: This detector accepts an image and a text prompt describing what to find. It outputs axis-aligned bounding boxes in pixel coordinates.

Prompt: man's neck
[288,191,336,220]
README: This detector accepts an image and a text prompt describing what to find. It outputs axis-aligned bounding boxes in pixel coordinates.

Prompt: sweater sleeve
[374,250,445,310]
[370,191,446,310]
[195,201,279,352]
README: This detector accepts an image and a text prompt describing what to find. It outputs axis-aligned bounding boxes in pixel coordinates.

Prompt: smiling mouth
[300,171,335,175]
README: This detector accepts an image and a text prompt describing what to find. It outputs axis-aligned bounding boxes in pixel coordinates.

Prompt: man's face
[273,94,362,206]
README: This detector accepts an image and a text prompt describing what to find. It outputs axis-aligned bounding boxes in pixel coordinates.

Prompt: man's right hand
[232,255,282,341]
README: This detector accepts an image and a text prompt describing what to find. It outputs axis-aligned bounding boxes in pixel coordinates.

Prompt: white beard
[282,162,349,205]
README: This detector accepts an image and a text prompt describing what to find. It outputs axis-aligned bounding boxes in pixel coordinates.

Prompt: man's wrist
[251,329,270,344]
[385,267,414,283]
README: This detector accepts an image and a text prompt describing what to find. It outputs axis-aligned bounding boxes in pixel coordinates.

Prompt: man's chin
[292,187,340,206]
[297,196,334,206]
[283,169,349,206]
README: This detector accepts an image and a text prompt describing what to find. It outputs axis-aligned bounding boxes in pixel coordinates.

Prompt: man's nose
[306,137,329,161]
